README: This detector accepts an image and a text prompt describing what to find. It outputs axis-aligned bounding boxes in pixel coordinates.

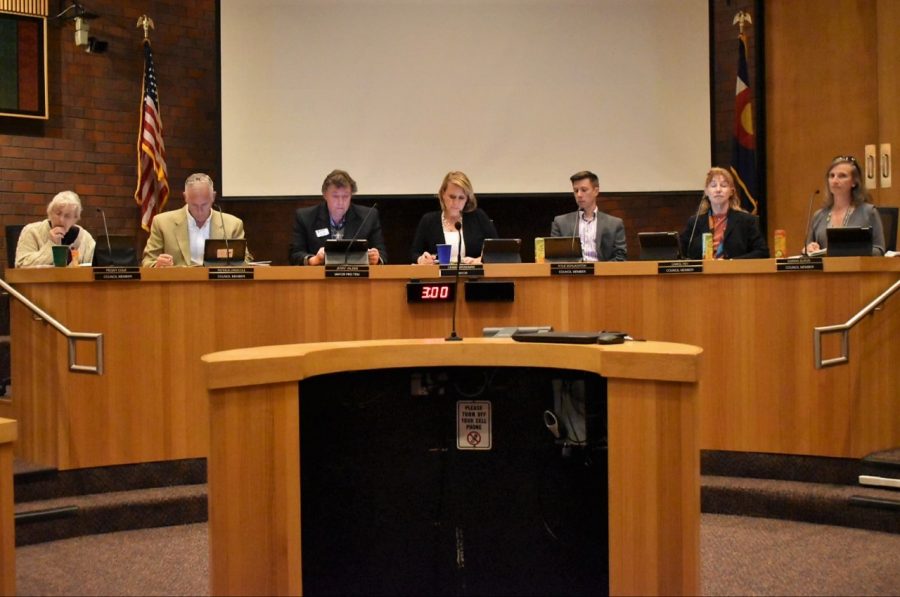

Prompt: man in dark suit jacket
[551,170,627,261]
[289,169,387,265]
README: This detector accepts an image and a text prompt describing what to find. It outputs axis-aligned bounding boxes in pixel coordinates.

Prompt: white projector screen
[220,0,710,197]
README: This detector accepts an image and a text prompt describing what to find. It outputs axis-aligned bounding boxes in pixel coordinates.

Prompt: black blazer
[289,203,388,264]
[679,208,769,259]
[409,209,498,263]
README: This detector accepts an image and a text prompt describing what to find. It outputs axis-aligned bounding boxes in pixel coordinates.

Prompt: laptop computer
[638,231,682,261]
[203,238,247,266]
[481,238,522,264]
[324,239,369,265]
[542,236,582,262]
[825,226,872,257]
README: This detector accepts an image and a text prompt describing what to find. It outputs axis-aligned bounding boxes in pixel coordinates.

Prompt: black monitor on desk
[638,231,682,261]
[826,227,872,257]
[94,235,139,267]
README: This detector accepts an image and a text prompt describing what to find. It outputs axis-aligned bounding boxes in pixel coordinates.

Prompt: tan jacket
[141,205,250,267]
[15,220,96,267]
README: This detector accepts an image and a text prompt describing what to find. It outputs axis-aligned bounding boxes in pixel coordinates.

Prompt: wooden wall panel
[876,0,900,207]
[765,0,879,253]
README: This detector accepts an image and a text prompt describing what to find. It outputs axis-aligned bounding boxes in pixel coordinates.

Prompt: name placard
[776,257,824,272]
[657,260,704,275]
[440,264,484,278]
[325,265,370,278]
[208,267,255,280]
[93,266,141,281]
[550,263,595,276]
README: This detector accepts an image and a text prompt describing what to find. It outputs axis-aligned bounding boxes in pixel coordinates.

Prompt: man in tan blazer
[142,173,250,267]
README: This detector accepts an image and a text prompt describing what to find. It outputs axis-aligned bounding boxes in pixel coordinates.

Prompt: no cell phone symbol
[466,431,482,447]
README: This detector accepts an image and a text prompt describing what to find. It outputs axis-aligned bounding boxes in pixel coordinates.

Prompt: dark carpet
[15,515,900,596]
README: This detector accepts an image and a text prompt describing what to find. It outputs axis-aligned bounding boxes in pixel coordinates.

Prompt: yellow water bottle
[774,229,786,258]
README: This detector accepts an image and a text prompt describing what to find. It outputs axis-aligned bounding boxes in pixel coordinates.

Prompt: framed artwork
[0,10,48,119]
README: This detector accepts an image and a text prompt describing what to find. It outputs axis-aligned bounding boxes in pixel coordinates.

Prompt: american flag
[134,39,169,231]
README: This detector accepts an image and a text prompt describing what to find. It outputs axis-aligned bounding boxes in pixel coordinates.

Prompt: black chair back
[5,224,25,268]
[877,206,898,253]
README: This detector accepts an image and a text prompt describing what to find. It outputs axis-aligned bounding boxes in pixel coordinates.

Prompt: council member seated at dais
[290,169,387,265]
[411,171,497,265]
[805,155,885,256]
[679,167,768,260]
[15,190,96,267]
[142,173,251,267]
[551,170,626,261]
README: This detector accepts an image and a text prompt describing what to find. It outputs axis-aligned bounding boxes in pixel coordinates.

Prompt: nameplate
[208,267,255,280]
[93,266,141,281]
[550,263,595,276]
[658,260,704,274]
[325,265,370,278]
[776,257,824,272]
[440,264,484,278]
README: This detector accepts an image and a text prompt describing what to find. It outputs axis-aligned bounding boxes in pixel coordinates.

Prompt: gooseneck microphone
[214,204,231,265]
[96,208,113,258]
[686,194,707,259]
[446,221,464,342]
[343,202,378,264]
[801,189,821,255]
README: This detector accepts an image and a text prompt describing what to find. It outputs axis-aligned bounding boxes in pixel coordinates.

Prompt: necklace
[826,205,854,228]
[441,213,460,232]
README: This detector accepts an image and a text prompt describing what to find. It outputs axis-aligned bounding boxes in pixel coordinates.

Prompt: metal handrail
[814,278,900,369]
[0,277,103,375]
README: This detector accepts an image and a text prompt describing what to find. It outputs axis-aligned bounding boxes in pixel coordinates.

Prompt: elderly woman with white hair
[15,190,96,267]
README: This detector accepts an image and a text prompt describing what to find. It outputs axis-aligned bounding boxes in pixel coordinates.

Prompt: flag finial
[137,14,154,42]
[732,11,752,36]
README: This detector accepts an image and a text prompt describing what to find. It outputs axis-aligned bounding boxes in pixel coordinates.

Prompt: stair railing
[0,278,103,374]
[814,278,900,369]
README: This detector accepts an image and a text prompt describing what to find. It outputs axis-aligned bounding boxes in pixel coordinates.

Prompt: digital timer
[406,281,457,303]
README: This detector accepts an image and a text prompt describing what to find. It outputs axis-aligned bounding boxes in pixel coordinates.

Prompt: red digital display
[406,281,456,303]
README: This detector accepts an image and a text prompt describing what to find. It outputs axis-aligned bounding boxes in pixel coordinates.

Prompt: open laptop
[638,231,682,261]
[543,236,582,262]
[481,238,522,264]
[203,238,247,266]
[324,239,369,265]
[825,226,872,257]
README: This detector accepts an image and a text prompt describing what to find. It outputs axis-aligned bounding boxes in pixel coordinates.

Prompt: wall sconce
[55,1,106,53]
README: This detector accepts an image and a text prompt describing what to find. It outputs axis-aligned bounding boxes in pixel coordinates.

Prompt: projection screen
[220,0,710,197]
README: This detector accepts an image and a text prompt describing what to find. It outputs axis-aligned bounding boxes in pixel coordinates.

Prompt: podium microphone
[446,221,464,342]
[344,202,378,264]
[686,194,706,259]
[96,208,113,261]
[801,189,820,255]
[214,204,231,265]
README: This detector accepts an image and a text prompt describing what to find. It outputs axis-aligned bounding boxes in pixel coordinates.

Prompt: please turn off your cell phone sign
[457,401,492,450]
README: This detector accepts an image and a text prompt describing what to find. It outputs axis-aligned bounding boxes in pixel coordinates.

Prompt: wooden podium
[203,338,702,596]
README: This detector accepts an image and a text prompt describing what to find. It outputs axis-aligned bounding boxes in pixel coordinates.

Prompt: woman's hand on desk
[805,241,821,255]
[417,252,435,265]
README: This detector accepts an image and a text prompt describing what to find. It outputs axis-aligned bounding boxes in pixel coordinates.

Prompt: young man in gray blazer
[551,170,626,261]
